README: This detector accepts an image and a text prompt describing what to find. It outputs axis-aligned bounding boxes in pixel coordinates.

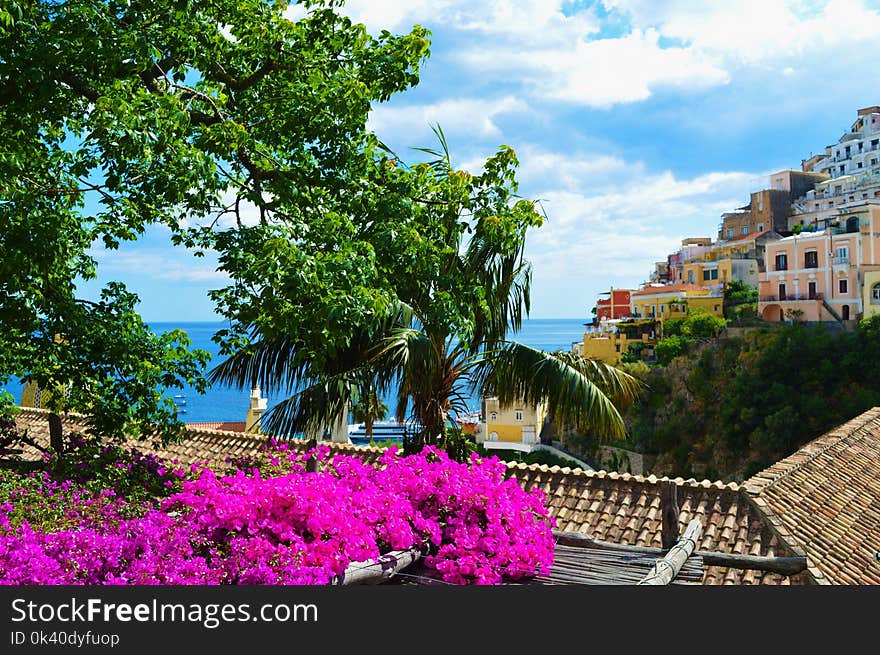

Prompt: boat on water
[347,419,423,445]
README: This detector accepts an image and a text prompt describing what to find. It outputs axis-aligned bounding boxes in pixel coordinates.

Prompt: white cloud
[89,249,229,284]
[368,95,531,141]
[460,28,729,107]
[333,1,880,108]
[604,0,880,66]
[512,147,760,315]
[338,0,598,44]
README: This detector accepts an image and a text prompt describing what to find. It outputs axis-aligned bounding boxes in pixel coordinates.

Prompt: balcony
[759,293,823,303]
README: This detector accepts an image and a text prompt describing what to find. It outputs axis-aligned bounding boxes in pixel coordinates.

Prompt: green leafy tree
[1,1,430,441]
[681,310,726,338]
[211,133,641,454]
[654,334,691,366]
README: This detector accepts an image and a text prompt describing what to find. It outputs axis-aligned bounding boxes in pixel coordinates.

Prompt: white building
[792,107,880,231]
[810,107,880,180]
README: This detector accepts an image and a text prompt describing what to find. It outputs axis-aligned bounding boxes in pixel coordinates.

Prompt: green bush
[654,335,693,365]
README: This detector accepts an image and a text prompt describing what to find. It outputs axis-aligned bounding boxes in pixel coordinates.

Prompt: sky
[82,0,880,321]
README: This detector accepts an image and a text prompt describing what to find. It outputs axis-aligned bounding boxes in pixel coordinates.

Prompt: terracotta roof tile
[745,407,880,585]
[632,283,707,297]
[507,466,791,585]
[20,407,880,585]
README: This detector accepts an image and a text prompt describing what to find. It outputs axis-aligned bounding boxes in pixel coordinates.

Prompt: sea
[2,318,587,424]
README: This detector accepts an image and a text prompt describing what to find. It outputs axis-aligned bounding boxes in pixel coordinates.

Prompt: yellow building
[631,283,724,322]
[480,397,547,445]
[244,386,267,434]
[863,269,880,319]
[20,381,66,410]
[578,320,659,364]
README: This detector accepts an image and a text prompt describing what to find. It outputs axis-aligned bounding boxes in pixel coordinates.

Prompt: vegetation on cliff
[570,316,880,481]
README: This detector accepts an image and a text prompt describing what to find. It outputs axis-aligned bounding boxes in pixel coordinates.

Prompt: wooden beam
[552,530,806,575]
[334,546,424,585]
[638,519,702,585]
[660,480,679,550]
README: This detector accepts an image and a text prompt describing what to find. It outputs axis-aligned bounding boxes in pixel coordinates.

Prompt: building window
[703,269,711,281]
[711,269,718,280]
[839,279,848,294]
[688,271,694,284]
[489,431,498,442]
[836,246,848,263]
[490,412,497,421]
[808,282,817,299]
[872,283,880,304]
[742,226,749,235]
[804,251,819,269]
[727,228,734,239]
[514,410,523,422]
[660,304,665,312]
[842,305,850,320]
[779,283,786,301]
[757,223,765,232]
[775,253,787,271]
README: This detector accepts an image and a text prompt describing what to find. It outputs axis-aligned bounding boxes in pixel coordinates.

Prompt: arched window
[490,412,497,421]
[873,283,880,304]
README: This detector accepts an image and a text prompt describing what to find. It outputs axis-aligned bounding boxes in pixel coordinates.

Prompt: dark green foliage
[620,341,647,363]
[724,280,758,320]
[490,448,581,468]
[621,319,880,480]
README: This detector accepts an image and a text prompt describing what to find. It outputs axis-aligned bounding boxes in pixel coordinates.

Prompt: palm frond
[473,341,642,440]
[258,371,358,438]
[207,336,311,396]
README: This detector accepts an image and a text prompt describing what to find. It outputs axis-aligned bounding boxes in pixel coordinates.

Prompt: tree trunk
[48,412,64,455]
[305,436,318,472]
[365,416,373,440]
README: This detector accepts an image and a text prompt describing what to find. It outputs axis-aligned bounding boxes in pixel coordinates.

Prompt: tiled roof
[9,408,387,471]
[721,229,772,243]
[186,421,247,433]
[744,408,880,585]
[631,283,706,297]
[16,407,880,585]
[505,464,797,585]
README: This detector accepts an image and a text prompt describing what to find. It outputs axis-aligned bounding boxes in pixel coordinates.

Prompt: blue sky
[82,0,880,321]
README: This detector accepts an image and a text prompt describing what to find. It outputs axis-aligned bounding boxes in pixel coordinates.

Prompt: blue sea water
[2,318,587,424]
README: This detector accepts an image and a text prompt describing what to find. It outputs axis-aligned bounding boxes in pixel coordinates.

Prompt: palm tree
[350,381,388,440]
[209,128,640,455]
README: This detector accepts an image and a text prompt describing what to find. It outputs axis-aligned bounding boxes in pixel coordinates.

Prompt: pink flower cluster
[0,445,555,585]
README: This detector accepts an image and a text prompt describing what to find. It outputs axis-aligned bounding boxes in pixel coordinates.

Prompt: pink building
[758,203,880,322]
